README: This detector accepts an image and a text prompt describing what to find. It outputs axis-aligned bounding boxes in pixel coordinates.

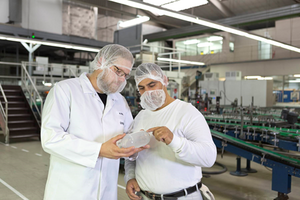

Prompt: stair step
[2,85,22,89]
[1,101,27,108]
[8,120,34,124]
[2,101,26,104]
[3,89,21,92]
[9,127,38,132]
[9,134,40,139]
[8,107,28,110]
[0,95,23,98]
[7,107,30,114]
[8,114,32,121]
[8,114,31,117]
[8,120,36,128]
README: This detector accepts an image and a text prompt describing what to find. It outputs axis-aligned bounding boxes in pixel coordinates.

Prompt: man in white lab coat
[125,63,217,200]
[41,44,149,200]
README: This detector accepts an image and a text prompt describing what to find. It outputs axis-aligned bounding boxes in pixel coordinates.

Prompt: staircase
[0,85,40,142]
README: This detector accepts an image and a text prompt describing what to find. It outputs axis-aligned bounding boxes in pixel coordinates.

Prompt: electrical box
[204,72,219,81]
[225,71,242,80]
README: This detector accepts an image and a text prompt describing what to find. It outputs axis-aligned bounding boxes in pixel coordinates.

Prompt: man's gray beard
[96,68,125,94]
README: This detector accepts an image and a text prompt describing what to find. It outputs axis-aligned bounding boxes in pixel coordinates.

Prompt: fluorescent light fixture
[42,81,52,87]
[143,0,208,12]
[157,57,205,65]
[245,76,273,80]
[143,0,172,6]
[197,42,213,48]
[207,36,223,41]
[183,39,200,45]
[119,15,150,28]
[0,34,100,52]
[245,76,262,79]
[289,79,300,83]
[109,0,300,53]
[294,74,300,77]
[257,77,273,80]
[162,0,208,12]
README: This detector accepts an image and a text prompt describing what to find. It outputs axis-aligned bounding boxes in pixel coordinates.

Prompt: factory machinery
[204,109,300,200]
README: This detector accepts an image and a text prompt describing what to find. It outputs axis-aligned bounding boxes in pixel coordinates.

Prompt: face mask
[96,68,126,94]
[140,89,166,111]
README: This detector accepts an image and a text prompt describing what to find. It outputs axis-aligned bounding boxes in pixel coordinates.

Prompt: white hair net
[135,63,168,88]
[90,44,134,71]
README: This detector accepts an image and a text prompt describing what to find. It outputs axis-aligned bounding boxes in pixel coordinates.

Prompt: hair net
[90,44,134,71]
[135,63,168,88]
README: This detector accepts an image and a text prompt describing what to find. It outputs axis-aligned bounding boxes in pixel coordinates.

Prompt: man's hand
[99,133,150,159]
[126,178,142,200]
[147,126,173,145]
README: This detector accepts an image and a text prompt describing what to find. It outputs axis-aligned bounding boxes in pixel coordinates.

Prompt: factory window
[229,42,234,52]
[258,41,271,60]
[175,36,223,56]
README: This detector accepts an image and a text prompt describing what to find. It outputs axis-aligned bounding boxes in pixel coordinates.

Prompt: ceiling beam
[0,24,111,48]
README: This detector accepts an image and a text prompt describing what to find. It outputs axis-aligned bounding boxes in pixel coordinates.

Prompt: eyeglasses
[112,65,131,80]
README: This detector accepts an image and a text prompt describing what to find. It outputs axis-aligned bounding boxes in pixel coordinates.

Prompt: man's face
[96,57,132,93]
[110,57,132,79]
[137,78,164,96]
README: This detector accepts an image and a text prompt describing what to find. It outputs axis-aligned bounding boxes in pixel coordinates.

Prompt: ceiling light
[118,15,150,28]
[157,57,205,65]
[42,81,52,87]
[294,74,300,77]
[143,0,208,12]
[245,76,273,80]
[197,42,213,47]
[109,0,300,53]
[289,79,300,83]
[143,0,172,6]
[257,77,273,80]
[245,76,262,79]
[162,0,208,12]
[0,34,100,52]
[207,36,223,41]
[183,39,200,45]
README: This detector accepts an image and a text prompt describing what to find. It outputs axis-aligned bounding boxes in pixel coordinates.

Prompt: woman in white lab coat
[41,44,149,200]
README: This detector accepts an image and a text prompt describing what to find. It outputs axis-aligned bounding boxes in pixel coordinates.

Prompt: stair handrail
[21,62,44,122]
[0,84,9,143]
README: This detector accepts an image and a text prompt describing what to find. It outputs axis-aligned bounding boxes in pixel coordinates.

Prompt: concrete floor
[0,139,299,200]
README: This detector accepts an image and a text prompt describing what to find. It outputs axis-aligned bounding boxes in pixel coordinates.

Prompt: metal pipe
[250,96,254,125]
[240,96,245,139]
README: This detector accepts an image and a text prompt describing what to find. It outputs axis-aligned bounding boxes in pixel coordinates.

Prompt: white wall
[210,58,300,78]
[22,0,62,34]
[198,80,273,107]
[274,17,300,59]
[0,0,9,23]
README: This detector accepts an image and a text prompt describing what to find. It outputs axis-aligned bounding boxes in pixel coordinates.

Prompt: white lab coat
[41,73,133,200]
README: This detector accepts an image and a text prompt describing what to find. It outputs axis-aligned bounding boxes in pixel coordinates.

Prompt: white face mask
[96,68,126,94]
[140,89,166,111]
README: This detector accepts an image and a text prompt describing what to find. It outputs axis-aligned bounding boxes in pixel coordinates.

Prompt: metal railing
[21,62,44,125]
[0,84,9,143]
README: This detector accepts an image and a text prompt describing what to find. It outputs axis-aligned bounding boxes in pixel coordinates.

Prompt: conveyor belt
[211,129,300,169]
[206,120,300,139]
[211,129,300,195]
